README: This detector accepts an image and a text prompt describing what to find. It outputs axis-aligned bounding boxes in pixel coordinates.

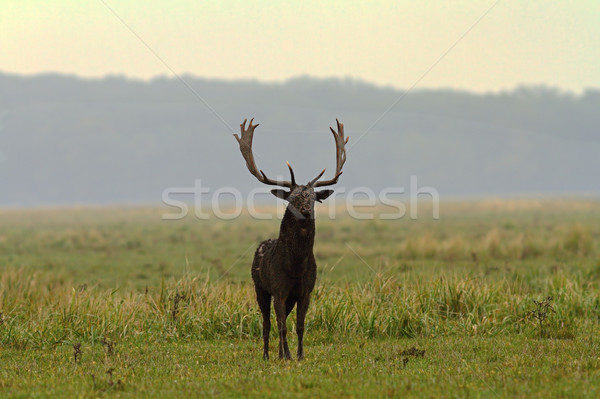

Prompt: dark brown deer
[234,118,348,360]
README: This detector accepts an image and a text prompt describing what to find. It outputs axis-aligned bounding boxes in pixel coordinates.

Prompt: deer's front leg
[273,295,292,360]
[296,295,310,360]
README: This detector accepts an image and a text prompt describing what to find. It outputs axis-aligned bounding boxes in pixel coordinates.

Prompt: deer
[234,118,348,360]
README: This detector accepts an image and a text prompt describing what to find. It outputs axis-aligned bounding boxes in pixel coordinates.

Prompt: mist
[1,72,599,206]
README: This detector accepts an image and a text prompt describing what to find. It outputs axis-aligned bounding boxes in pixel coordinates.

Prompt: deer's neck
[277,207,315,260]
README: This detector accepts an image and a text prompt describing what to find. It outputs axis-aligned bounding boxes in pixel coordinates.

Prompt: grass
[3,336,599,398]
[1,199,600,397]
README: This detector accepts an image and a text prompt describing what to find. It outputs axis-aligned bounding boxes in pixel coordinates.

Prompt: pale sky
[1,0,599,92]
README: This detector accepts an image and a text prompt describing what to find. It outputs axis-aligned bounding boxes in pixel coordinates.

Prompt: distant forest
[1,72,599,206]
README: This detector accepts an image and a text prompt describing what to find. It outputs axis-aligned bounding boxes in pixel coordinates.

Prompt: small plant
[400,346,426,358]
[528,296,555,337]
[73,343,82,363]
[401,357,409,368]
[106,368,115,385]
[399,346,425,368]
[374,346,426,368]
[171,292,186,321]
[101,337,114,356]
[91,368,124,392]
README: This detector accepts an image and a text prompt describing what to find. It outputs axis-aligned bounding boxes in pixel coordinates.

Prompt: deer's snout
[300,206,313,216]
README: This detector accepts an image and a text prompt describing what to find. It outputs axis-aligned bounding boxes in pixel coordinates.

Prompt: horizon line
[1,70,597,97]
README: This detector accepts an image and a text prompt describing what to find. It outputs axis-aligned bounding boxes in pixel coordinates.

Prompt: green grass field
[1,199,600,397]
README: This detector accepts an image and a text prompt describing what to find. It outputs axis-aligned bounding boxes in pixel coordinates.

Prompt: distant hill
[1,72,599,206]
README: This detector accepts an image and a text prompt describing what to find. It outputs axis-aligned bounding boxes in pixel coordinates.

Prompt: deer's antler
[234,118,296,188]
[311,119,348,187]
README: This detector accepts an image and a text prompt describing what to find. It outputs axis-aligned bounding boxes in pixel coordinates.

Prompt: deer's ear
[315,189,334,203]
[271,189,291,201]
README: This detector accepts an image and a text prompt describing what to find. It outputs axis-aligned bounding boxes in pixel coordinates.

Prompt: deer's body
[234,118,347,360]
[251,208,317,360]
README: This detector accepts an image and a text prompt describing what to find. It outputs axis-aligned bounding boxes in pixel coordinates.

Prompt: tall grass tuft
[1,268,598,348]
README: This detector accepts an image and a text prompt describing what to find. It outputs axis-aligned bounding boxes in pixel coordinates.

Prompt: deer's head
[234,119,348,219]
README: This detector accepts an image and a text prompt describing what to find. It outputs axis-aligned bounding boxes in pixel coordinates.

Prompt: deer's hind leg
[255,288,272,360]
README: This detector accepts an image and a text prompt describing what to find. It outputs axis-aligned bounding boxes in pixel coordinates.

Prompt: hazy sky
[1,1,599,92]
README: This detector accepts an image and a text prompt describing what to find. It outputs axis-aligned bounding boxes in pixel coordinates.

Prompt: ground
[1,199,599,397]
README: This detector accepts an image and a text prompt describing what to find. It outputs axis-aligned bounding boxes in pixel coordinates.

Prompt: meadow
[1,199,600,397]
